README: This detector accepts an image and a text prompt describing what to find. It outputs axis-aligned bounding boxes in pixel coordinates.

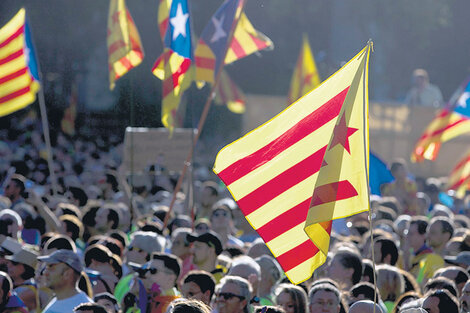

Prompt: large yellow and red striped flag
[107,0,144,90]
[287,35,321,105]
[215,70,246,114]
[0,8,40,117]
[446,149,470,198]
[213,43,372,284]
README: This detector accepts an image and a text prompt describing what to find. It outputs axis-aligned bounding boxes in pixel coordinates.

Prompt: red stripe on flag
[449,173,470,191]
[0,85,31,104]
[218,87,349,186]
[0,49,23,66]
[108,40,127,56]
[0,25,23,49]
[159,17,169,39]
[162,57,191,98]
[237,146,327,215]
[249,33,269,50]
[310,180,358,207]
[230,37,247,60]
[452,155,470,175]
[0,67,27,84]
[257,198,311,242]
[195,56,215,69]
[277,239,319,272]
[119,57,133,71]
[418,117,469,141]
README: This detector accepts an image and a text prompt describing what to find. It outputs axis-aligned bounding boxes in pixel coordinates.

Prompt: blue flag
[369,152,393,195]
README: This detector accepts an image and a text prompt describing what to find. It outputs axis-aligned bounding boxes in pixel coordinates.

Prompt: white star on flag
[458,92,470,108]
[170,3,189,40]
[210,14,226,43]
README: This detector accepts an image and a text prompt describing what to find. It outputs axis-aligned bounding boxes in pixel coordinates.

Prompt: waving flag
[0,8,40,117]
[194,0,244,83]
[287,35,321,105]
[152,0,192,132]
[158,0,172,41]
[412,77,470,162]
[107,0,144,90]
[215,70,246,114]
[213,43,372,284]
[446,149,470,198]
[224,12,273,65]
[369,152,394,195]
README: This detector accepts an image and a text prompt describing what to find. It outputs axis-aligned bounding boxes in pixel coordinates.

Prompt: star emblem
[170,3,189,40]
[457,92,470,108]
[210,14,226,43]
[329,113,358,154]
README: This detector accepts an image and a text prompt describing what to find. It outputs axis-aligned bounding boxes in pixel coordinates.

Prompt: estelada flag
[0,8,40,117]
[287,34,321,105]
[215,70,246,114]
[213,43,372,284]
[446,148,470,198]
[411,76,470,162]
[107,0,144,90]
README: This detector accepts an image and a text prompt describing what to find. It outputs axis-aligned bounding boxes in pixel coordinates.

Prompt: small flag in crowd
[287,34,321,105]
[107,0,144,90]
[224,12,273,65]
[194,0,244,83]
[152,0,192,133]
[61,81,78,136]
[213,43,372,284]
[412,76,470,162]
[215,70,246,114]
[369,151,394,195]
[446,149,470,198]
[0,8,40,117]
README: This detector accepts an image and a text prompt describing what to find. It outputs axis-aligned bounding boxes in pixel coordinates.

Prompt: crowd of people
[0,114,470,313]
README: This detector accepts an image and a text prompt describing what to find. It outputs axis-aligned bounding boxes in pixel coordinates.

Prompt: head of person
[274,283,308,313]
[308,283,341,313]
[181,270,216,305]
[215,276,252,313]
[376,264,404,302]
[0,271,12,309]
[142,252,181,292]
[374,237,399,265]
[84,244,121,278]
[424,277,457,298]
[255,255,281,289]
[427,216,454,250]
[412,68,430,88]
[0,209,22,239]
[210,199,236,231]
[422,289,459,313]
[407,216,428,251]
[349,300,384,313]
[126,231,165,265]
[201,181,219,208]
[3,174,26,202]
[43,234,77,253]
[433,266,469,295]
[349,282,380,304]
[188,231,223,266]
[94,292,120,313]
[390,159,408,180]
[327,249,363,288]
[68,186,88,207]
[38,249,83,291]
[73,302,108,313]
[167,299,212,313]
[171,227,192,259]
[228,256,261,294]
[5,247,37,283]
[94,204,119,233]
[59,214,84,242]
[460,280,470,313]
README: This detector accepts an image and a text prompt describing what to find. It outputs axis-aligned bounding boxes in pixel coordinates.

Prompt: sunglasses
[216,292,245,301]
[213,210,228,218]
[144,267,174,276]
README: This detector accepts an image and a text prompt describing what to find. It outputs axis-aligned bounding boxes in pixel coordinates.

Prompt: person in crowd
[93,292,120,313]
[308,283,341,313]
[3,174,26,208]
[255,255,282,305]
[214,275,252,313]
[423,277,458,298]
[197,181,219,219]
[376,264,405,311]
[210,199,244,248]
[0,210,23,240]
[460,280,470,313]
[405,68,443,108]
[181,270,216,305]
[0,271,28,313]
[38,249,93,312]
[421,289,459,313]
[427,216,454,256]
[171,227,196,280]
[433,266,469,295]
[228,256,261,305]
[382,159,418,215]
[349,300,384,313]
[374,237,399,266]
[327,248,363,290]
[93,204,120,235]
[188,231,225,282]
[125,231,165,266]
[274,283,309,313]
[167,298,212,313]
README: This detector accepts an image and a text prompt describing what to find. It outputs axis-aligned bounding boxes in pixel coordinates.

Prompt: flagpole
[363,40,377,313]
[163,0,247,229]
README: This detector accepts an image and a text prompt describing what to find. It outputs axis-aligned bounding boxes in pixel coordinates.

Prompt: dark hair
[183,270,216,298]
[254,306,286,313]
[68,187,88,207]
[0,271,12,308]
[350,282,379,302]
[84,244,112,267]
[73,302,108,313]
[424,277,457,297]
[170,299,211,313]
[430,216,454,238]
[410,216,428,235]
[435,266,470,290]
[60,215,84,242]
[10,174,26,193]
[202,181,218,197]
[105,206,119,230]
[376,237,399,265]
[21,264,36,280]
[94,292,119,311]
[335,250,363,285]
[361,259,375,284]
[309,283,340,303]
[424,289,459,313]
[109,230,129,248]
[151,253,181,277]
[45,235,75,251]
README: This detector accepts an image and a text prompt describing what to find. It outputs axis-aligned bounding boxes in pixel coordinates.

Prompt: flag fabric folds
[224,12,273,65]
[411,77,470,162]
[152,0,192,132]
[446,149,470,198]
[61,82,77,136]
[107,0,144,90]
[287,35,321,105]
[213,44,371,284]
[158,0,172,41]
[215,70,246,114]
[0,8,40,117]
[194,0,244,83]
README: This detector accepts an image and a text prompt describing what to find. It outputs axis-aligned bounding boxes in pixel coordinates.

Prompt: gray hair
[130,231,166,254]
[229,256,261,278]
[255,255,282,283]
[218,275,252,302]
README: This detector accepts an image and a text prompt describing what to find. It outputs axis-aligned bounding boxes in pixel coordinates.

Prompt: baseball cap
[444,251,470,267]
[38,249,83,273]
[187,231,223,255]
